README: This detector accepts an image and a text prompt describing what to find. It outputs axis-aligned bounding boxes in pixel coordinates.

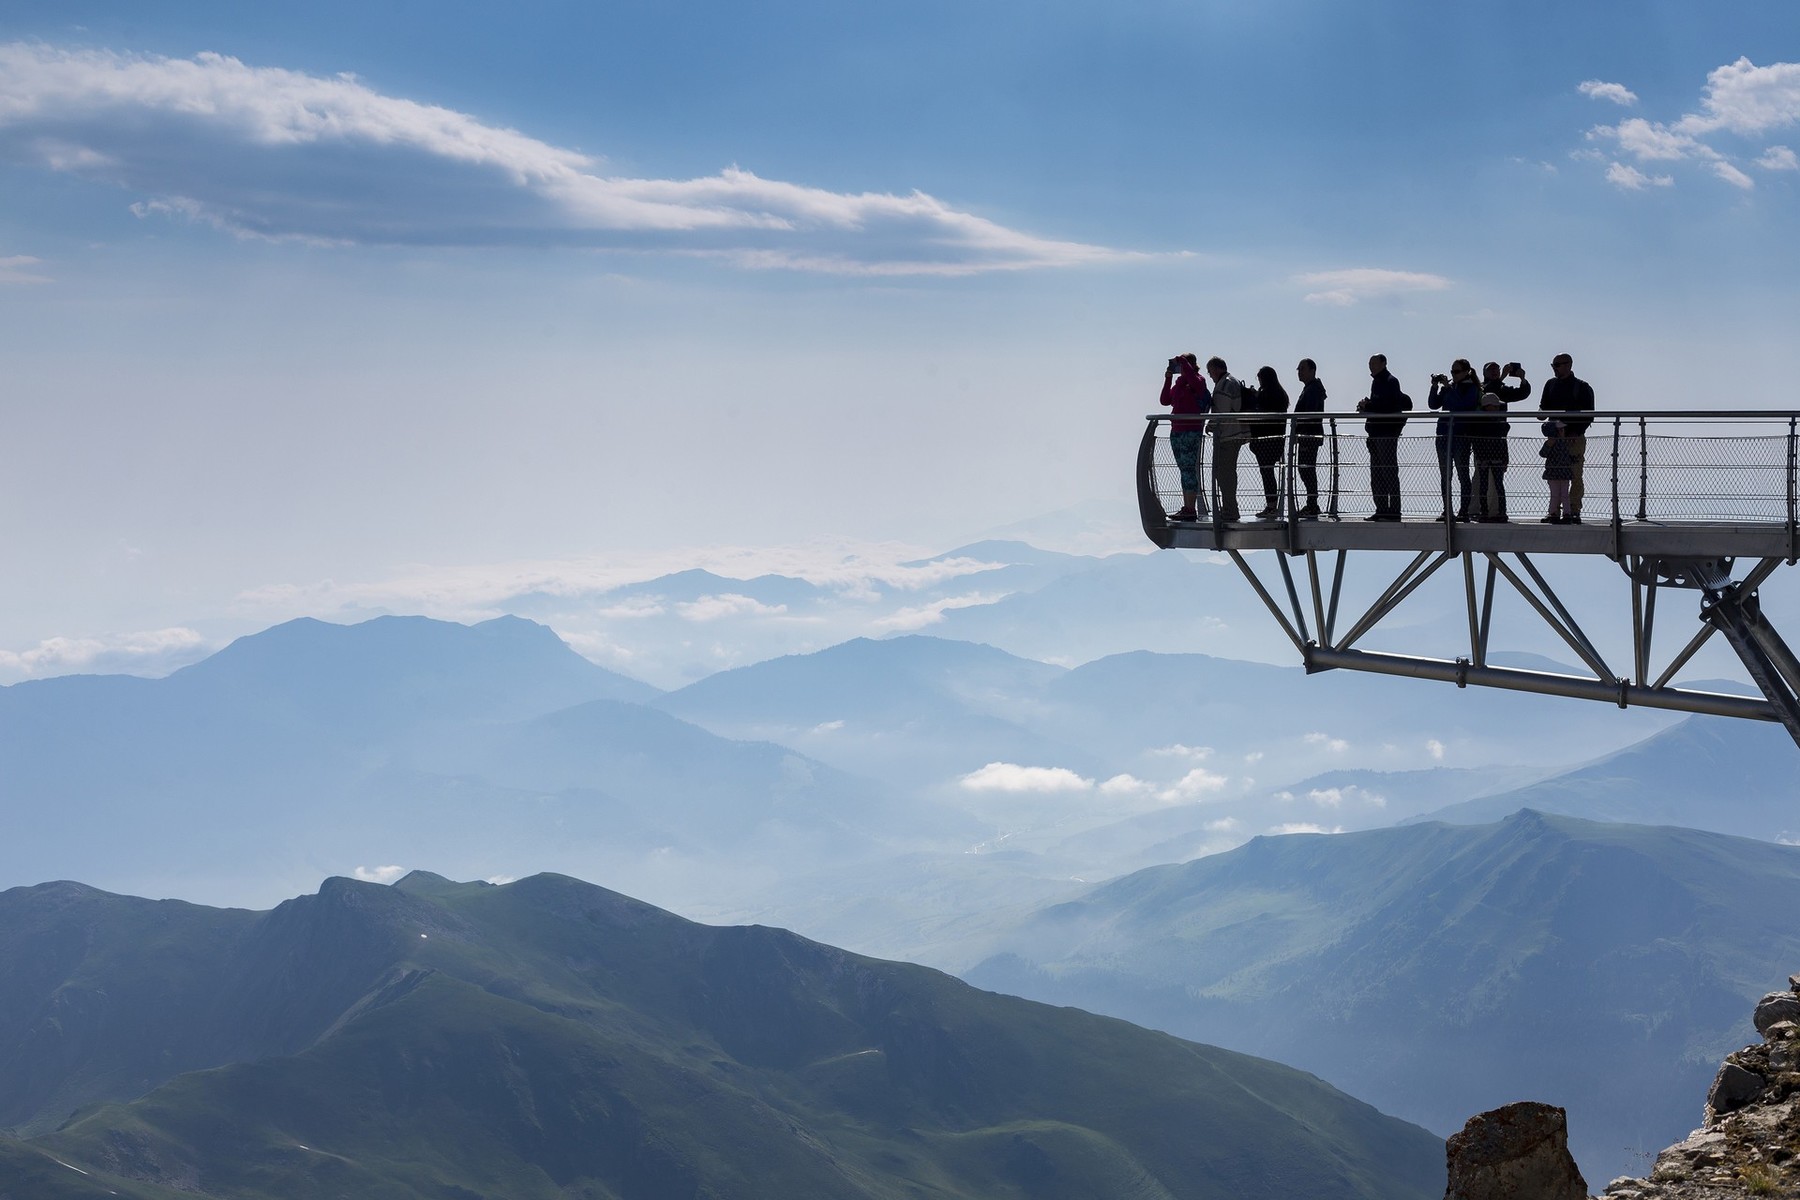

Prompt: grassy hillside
[5,872,1444,1200]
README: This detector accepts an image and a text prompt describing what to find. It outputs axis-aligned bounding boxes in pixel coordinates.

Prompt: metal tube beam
[1305,645,1777,722]
[1227,550,1307,654]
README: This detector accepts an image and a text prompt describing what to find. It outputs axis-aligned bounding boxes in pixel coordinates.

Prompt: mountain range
[0,872,1446,1200]
[965,809,1800,1183]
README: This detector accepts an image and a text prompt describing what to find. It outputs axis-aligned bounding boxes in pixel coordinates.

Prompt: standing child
[1540,419,1573,523]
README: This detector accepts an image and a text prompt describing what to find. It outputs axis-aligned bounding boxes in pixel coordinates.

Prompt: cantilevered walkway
[1137,411,1800,748]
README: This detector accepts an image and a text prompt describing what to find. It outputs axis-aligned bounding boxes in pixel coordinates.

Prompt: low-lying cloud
[0,626,209,680]
[959,762,1094,793]
[0,42,1150,275]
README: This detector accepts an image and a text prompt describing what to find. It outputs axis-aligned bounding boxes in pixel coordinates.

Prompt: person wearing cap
[1160,353,1210,522]
[1539,353,1595,523]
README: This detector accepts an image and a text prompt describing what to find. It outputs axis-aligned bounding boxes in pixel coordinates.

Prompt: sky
[1,0,1798,677]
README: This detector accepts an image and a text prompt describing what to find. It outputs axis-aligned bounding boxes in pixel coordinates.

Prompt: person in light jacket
[1206,356,1247,521]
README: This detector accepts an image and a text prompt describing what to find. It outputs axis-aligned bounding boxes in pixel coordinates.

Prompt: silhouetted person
[1251,365,1290,519]
[1540,353,1595,523]
[1357,354,1410,520]
[1540,419,1573,523]
[1160,353,1210,521]
[1206,356,1247,521]
[1427,358,1481,520]
[1293,359,1326,518]
[1474,361,1531,523]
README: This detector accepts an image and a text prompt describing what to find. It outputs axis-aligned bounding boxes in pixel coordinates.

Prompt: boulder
[1705,1061,1765,1120]
[1444,1101,1588,1200]
[1753,990,1800,1037]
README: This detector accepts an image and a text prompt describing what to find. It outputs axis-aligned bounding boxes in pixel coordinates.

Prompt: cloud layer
[1584,58,1800,192]
[1296,268,1451,307]
[0,42,1142,275]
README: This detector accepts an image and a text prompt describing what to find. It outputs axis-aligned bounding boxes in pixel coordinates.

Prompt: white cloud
[0,254,50,284]
[1157,767,1229,802]
[1308,787,1345,808]
[1578,80,1639,107]
[811,719,845,733]
[673,593,787,622]
[1583,59,1800,192]
[484,875,516,885]
[1270,823,1343,836]
[1099,773,1155,796]
[1149,743,1214,761]
[354,864,406,883]
[959,762,1094,793]
[1303,731,1350,753]
[1605,162,1673,190]
[1712,161,1756,190]
[1674,58,1800,138]
[871,592,1008,632]
[1426,738,1446,761]
[0,42,1152,275]
[0,626,208,679]
[1204,818,1240,833]
[1243,750,1264,764]
[1297,268,1451,307]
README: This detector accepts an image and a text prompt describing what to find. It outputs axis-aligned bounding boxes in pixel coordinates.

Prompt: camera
[1431,373,1448,385]
[1168,357,1183,373]
[1506,361,1522,376]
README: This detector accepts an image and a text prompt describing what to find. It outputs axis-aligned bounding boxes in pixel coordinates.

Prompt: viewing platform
[1138,411,1800,561]
[1136,410,1800,749]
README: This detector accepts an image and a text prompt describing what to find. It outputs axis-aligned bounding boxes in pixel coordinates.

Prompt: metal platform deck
[1136,410,1800,748]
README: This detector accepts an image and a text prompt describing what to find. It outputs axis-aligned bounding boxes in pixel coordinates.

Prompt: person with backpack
[1205,356,1248,521]
[1357,354,1411,520]
[1250,366,1291,519]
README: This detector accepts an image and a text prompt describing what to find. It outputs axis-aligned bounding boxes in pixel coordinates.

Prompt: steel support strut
[1223,547,1800,745]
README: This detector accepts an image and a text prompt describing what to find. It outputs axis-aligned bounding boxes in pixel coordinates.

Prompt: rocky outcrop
[1596,974,1800,1199]
[1444,1101,1588,1200]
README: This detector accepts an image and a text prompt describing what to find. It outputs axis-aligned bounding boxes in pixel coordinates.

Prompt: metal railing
[1141,411,1800,533]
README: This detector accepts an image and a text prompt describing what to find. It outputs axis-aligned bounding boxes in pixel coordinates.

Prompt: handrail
[1139,410,1800,551]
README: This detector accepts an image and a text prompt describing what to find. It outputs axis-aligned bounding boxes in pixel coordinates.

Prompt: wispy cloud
[0,626,208,679]
[673,594,787,622]
[0,42,1154,275]
[1578,80,1638,107]
[1604,162,1673,191]
[871,592,1007,632]
[1303,731,1350,753]
[1270,822,1343,836]
[1585,58,1800,191]
[1755,145,1798,171]
[959,762,1094,793]
[1157,767,1229,802]
[0,254,50,284]
[1296,268,1451,307]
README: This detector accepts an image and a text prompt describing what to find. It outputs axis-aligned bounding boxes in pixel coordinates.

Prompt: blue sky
[0,1,1796,674]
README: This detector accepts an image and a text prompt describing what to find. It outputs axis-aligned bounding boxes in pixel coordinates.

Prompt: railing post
[1328,416,1341,521]
[1635,415,1649,522]
[1610,414,1622,550]
[1787,415,1796,562]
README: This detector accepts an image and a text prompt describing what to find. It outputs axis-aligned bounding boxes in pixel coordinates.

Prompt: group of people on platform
[1159,352,1596,525]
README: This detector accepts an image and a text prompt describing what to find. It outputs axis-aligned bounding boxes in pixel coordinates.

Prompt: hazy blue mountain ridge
[967,810,1800,1183]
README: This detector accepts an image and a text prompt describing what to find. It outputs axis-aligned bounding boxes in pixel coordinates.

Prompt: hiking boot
[1254,505,1279,520]
[1297,503,1321,519]
[1168,508,1198,522]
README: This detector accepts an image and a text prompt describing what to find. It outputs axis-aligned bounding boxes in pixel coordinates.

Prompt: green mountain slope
[967,810,1800,1183]
[6,873,1445,1199]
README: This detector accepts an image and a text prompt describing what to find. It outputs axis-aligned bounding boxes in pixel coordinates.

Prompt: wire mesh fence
[1144,413,1799,527]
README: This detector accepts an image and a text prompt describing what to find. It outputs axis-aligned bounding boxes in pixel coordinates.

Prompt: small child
[1540,419,1572,523]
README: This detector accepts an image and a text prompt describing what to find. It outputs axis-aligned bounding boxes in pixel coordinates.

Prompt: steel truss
[1227,548,1800,748]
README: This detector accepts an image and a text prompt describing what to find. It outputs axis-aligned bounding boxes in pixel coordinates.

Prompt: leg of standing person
[1368,435,1400,519]
[1214,433,1244,520]
[1567,435,1586,521]
[1489,442,1509,522]
[1296,437,1320,516]
[1453,435,1473,518]
[1435,432,1455,519]
[1168,430,1202,520]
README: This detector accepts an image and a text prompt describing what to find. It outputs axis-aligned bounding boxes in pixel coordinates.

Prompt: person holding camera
[1206,356,1247,521]
[1357,354,1410,520]
[1250,366,1291,519]
[1160,353,1210,522]
[1473,361,1531,522]
[1427,359,1481,521]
